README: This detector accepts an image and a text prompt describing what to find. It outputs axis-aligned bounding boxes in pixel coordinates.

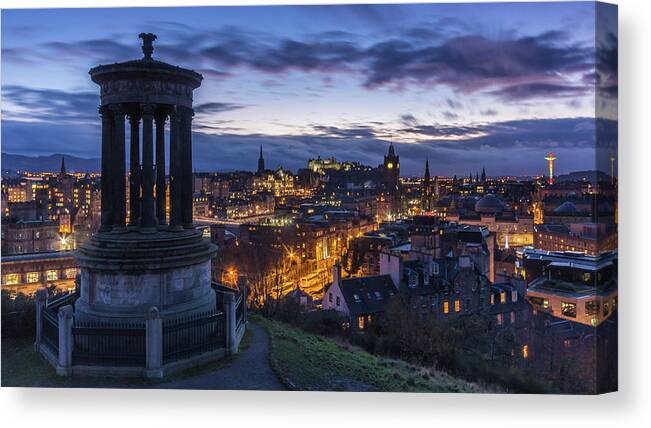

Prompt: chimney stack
[332,260,342,288]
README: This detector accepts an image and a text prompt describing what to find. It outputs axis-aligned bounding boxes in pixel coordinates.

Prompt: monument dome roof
[554,201,579,214]
[474,194,505,214]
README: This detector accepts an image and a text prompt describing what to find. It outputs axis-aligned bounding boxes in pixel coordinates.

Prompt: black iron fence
[40,292,77,355]
[162,311,226,365]
[36,288,241,372]
[41,306,59,355]
[72,321,146,367]
[47,292,77,310]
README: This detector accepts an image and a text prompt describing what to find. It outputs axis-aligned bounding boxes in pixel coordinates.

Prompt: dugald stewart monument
[32,33,246,378]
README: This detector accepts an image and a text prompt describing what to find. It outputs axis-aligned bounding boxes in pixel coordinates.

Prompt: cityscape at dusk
[1,2,617,395]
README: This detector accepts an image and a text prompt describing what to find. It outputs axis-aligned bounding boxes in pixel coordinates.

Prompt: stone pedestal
[75,228,217,323]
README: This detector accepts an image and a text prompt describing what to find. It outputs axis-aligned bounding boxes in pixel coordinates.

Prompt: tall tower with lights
[544,152,557,185]
[382,142,401,216]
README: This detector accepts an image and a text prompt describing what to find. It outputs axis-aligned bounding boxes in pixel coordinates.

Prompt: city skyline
[2,3,617,176]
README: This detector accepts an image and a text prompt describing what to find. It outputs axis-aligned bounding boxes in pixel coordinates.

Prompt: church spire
[424,159,430,180]
[257,144,265,175]
[60,155,67,176]
[388,141,395,157]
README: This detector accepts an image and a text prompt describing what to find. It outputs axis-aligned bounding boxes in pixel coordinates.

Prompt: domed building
[475,194,505,214]
[447,193,534,249]
[462,196,481,211]
[554,201,579,214]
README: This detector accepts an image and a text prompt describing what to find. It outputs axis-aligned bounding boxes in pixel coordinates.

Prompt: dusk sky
[1,2,617,176]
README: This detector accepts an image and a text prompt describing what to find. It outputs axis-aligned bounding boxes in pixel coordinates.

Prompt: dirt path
[157,322,286,391]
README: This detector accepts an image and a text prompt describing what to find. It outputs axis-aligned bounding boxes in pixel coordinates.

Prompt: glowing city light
[544,152,557,185]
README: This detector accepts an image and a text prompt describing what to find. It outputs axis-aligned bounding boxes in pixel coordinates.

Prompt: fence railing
[47,291,77,310]
[162,311,226,365]
[35,287,244,377]
[41,306,60,355]
[72,321,146,367]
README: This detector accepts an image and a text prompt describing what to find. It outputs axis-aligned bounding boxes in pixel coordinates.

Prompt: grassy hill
[256,315,498,393]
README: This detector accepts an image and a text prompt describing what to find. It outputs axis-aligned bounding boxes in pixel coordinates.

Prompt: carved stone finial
[138,33,157,60]
[147,306,160,320]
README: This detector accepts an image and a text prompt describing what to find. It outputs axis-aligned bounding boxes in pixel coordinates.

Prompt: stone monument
[75,33,217,323]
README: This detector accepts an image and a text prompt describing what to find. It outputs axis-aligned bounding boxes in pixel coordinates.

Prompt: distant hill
[1,153,100,174]
[555,170,610,183]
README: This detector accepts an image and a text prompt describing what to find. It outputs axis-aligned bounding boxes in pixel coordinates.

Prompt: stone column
[140,103,156,231]
[56,305,74,376]
[110,104,127,232]
[168,107,183,231]
[145,306,163,378]
[128,110,141,228]
[34,288,48,352]
[99,105,114,231]
[155,110,167,226]
[224,292,238,354]
[180,107,194,228]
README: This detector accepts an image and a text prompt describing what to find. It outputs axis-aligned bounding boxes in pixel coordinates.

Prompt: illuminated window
[353,294,361,303]
[563,339,572,349]
[585,300,599,315]
[500,292,506,304]
[490,293,495,305]
[511,290,518,302]
[46,270,58,281]
[65,268,77,279]
[358,316,365,330]
[26,272,40,283]
[443,301,449,314]
[496,313,504,325]
[522,345,529,359]
[454,300,461,312]
[561,301,577,318]
[5,273,20,285]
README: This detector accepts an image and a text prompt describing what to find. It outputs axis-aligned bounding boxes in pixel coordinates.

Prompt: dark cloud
[446,98,462,109]
[401,123,483,138]
[311,124,377,139]
[44,39,139,64]
[362,31,593,91]
[596,32,618,99]
[480,108,498,116]
[442,111,459,120]
[193,102,246,115]
[2,85,99,124]
[488,83,589,101]
[400,114,419,127]
[12,26,594,104]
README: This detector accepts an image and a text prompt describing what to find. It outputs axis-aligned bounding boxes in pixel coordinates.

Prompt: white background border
[1,1,648,427]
